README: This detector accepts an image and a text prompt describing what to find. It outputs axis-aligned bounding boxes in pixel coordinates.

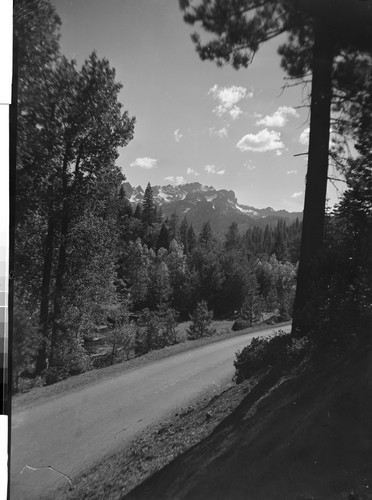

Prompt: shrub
[134,307,180,355]
[44,339,92,385]
[12,302,43,391]
[109,324,136,363]
[232,319,251,331]
[158,307,179,345]
[234,330,309,384]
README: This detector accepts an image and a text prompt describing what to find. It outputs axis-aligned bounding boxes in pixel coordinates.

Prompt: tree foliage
[188,300,216,339]
[14,0,135,382]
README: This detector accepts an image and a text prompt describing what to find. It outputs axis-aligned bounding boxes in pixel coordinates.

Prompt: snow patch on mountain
[236,205,259,216]
[206,195,217,202]
[157,191,172,203]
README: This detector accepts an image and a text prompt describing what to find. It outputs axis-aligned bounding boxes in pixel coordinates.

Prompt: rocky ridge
[123,182,302,235]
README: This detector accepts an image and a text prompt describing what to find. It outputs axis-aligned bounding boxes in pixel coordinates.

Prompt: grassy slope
[125,349,372,500]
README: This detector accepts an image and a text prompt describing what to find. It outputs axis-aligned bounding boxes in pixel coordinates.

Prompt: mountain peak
[122,181,302,236]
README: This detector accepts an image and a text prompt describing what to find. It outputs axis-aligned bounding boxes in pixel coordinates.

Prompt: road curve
[10,325,290,500]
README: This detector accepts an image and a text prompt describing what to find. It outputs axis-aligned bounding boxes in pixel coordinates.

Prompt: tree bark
[292,21,334,334]
[49,203,69,367]
[35,214,55,373]
[49,146,70,367]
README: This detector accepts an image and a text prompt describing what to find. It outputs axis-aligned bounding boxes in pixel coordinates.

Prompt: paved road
[10,325,290,499]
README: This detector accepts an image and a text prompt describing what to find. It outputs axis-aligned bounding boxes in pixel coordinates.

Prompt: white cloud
[287,170,298,175]
[208,84,251,119]
[209,126,229,138]
[236,129,285,153]
[291,191,303,198]
[205,164,217,173]
[204,164,225,175]
[299,127,310,145]
[256,106,299,127]
[174,129,183,142]
[229,106,243,120]
[164,176,185,185]
[187,168,200,176]
[130,157,158,169]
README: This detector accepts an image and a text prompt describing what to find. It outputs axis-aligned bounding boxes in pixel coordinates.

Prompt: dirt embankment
[125,350,372,500]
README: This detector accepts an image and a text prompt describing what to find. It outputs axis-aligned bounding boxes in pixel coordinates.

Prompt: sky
[52,0,345,211]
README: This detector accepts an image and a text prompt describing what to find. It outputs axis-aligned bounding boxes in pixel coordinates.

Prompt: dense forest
[13,0,372,392]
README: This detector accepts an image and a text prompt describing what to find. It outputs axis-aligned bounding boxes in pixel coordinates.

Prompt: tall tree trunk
[49,202,69,367]
[35,214,55,374]
[49,146,70,368]
[292,22,334,334]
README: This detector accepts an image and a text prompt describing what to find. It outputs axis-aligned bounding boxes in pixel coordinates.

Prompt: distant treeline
[119,182,302,262]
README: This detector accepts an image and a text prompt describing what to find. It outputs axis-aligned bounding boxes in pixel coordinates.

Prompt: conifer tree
[241,268,265,327]
[187,300,215,339]
[224,221,241,250]
[142,182,155,227]
[187,224,197,253]
[198,221,214,250]
[272,221,289,262]
[168,212,179,241]
[134,204,143,220]
[179,216,189,254]
[156,222,170,251]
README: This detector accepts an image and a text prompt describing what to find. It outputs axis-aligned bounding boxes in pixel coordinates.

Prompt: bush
[45,338,92,385]
[12,302,43,391]
[232,319,251,331]
[234,330,309,384]
[109,324,136,363]
[158,307,179,345]
[134,307,180,355]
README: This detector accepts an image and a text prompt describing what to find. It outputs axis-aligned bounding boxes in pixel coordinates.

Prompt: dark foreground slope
[125,349,372,500]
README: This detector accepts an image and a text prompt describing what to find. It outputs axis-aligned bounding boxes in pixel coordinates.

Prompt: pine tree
[148,260,172,310]
[272,221,289,262]
[198,221,214,250]
[241,268,265,327]
[165,240,187,311]
[187,224,197,253]
[224,221,241,250]
[263,225,273,256]
[168,212,179,241]
[142,182,155,227]
[117,185,133,233]
[187,300,215,339]
[156,222,170,251]
[126,239,151,309]
[134,203,143,220]
[179,216,189,254]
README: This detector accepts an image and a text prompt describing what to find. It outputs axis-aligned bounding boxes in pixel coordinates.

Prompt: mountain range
[123,182,302,237]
